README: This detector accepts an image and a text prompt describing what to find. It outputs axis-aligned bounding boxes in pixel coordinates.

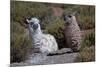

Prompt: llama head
[63,14,73,25]
[26,17,40,30]
[63,12,78,25]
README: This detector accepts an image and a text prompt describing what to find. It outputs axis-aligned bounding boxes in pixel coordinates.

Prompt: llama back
[40,34,58,53]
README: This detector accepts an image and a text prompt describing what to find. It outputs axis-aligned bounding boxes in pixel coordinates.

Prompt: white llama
[26,17,58,54]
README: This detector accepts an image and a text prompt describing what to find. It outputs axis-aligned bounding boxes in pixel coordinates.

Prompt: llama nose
[32,24,38,29]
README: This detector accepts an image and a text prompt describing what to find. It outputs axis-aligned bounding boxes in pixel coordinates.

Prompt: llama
[25,17,58,54]
[63,13,82,52]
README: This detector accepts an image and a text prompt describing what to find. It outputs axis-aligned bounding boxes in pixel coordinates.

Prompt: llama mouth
[65,22,70,25]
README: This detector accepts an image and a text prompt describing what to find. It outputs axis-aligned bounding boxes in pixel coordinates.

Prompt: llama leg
[71,39,80,52]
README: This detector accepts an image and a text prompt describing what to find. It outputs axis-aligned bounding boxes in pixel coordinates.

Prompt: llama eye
[30,22,34,25]
[68,15,72,18]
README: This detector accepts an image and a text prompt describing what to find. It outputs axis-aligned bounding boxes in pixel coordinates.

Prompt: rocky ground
[10,48,78,67]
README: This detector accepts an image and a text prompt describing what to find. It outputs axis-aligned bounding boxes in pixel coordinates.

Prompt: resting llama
[63,13,82,52]
[26,17,58,54]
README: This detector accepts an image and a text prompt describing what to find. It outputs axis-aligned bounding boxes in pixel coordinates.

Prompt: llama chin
[26,17,58,54]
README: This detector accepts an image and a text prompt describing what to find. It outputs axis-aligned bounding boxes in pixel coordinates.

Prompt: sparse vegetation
[75,31,95,62]
[11,21,32,62]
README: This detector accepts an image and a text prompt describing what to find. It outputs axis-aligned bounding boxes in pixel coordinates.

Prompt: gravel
[10,48,78,67]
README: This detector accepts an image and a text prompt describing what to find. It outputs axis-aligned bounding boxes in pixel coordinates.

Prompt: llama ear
[26,19,29,23]
[24,19,29,24]
[72,11,77,16]
[72,11,79,16]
